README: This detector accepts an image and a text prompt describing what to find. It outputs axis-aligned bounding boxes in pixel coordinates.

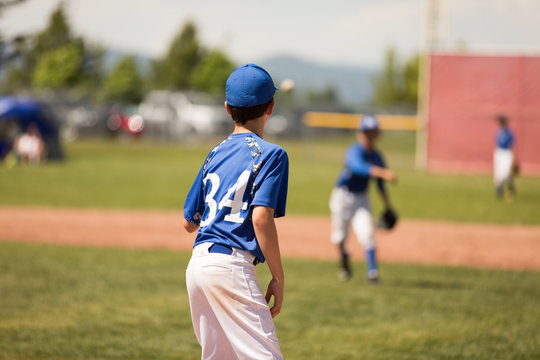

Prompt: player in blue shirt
[329,115,397,283]
[183,64,288,359]
[493,114,517,202]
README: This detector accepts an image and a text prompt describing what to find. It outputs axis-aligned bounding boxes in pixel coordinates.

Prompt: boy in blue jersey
[183,64,288,359]
[493,114,516,202]
[329,115,397,283]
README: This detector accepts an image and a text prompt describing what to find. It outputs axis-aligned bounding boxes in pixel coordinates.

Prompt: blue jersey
[336,142,386,194]
[496,128,514,150]
[184,133,289,263]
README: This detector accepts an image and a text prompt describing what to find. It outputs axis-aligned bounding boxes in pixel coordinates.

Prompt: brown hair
[228,98,273,125]
[496,114,508,126]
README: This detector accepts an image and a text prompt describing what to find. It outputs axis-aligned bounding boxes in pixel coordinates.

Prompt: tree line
[0,2,418,109]
[0,3,236,105]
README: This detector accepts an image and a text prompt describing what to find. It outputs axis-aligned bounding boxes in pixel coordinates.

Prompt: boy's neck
[232,117,266,138]
[359,139,376,151]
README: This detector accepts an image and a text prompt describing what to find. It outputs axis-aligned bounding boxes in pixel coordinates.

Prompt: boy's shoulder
[258,136,287,155]
[352,142,384,160]
[258,138,288,166]
[350,142,379,155]
[205,134,287,171]
[228,133,287,157]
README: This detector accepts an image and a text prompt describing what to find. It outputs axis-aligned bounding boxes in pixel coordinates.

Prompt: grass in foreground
[1,242,538,360]
[1,134,539,224]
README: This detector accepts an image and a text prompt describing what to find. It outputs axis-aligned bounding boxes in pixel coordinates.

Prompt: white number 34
[200,170,250,227]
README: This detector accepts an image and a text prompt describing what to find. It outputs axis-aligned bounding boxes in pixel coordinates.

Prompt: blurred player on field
[329,115,397,283]
[493,114,517,202]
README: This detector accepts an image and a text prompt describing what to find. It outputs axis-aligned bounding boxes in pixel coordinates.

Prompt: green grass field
[1,133,539,224]
[1,135,539,359]
[1,242,538,360]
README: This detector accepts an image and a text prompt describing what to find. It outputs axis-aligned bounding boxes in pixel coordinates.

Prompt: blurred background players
[13,123,45,165]
[493,114,517,202]
[329,115,397,283]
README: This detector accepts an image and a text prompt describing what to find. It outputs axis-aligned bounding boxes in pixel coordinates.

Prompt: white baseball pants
[329,186,375,250]
[493,148,514,186]
[186,242,283,360]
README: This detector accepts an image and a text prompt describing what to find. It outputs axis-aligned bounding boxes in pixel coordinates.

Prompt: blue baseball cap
[358,114,380,132]
[226,64,278,108]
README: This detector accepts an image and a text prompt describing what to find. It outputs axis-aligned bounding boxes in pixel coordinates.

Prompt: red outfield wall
[427,54,540,175]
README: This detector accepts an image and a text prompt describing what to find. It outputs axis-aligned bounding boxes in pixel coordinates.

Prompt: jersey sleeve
[508,130,515,149]
[251,148,289,218]
[183,164,206,225]
[345,145,372,176]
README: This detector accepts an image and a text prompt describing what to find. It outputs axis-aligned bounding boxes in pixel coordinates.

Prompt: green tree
[402,54,419,105]
[0,0,28,92]
[6,3,75,88]
[151,21,201,89]
[0,36,28,93]
[0,0,27,61]
[103,55,143,103]
[76,42,104,97]
[191,50,236,96]
[33,43,82,89]
[32,4,73,54]
[373,48,401,105]
[372,48,419,109]
[1,2,103,97]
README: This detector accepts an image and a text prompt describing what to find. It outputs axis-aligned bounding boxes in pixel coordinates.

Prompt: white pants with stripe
[329,186,375,250]
[186,242,283,360]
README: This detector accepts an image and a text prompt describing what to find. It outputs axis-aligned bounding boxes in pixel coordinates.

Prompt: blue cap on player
[359,114,380,132]
[226,64,278,108]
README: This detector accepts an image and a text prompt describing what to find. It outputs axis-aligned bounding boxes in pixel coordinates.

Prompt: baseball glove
[512,160,520,176]
[377,208,398,230]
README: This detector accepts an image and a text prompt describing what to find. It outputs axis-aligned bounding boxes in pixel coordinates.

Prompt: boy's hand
[265,277,284,318]
[386,169,398,184]
[370,166,397,184]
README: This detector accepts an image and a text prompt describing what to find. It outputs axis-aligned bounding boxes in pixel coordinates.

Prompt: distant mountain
[258,55,377,106]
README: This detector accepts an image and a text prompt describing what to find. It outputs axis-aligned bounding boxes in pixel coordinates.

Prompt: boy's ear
[267,99,275,116]
[224,101,232,115]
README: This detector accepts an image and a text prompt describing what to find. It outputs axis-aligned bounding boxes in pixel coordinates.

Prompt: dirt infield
[1,206,539,270]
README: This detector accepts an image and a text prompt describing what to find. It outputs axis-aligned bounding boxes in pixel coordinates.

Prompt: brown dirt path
[1,206,539,270]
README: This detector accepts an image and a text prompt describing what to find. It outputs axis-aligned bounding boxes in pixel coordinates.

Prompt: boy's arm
[370,166,397,183]
[378,186,392,209]
[252,205,284,318]
[183,219,199,233]
[346,147,396,183]
[373,154,395,207]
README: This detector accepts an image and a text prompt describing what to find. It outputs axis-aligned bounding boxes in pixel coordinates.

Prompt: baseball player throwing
[329,115,396,283]
[493,114,516,202]
[183,64,288,359]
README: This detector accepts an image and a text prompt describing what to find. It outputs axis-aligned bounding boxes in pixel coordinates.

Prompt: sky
[1,0,539,68]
